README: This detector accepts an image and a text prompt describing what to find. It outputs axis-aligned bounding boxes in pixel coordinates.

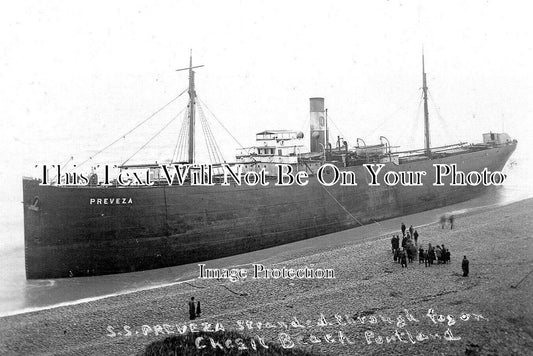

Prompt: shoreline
[1,197,532,355]
[0,191,522,319]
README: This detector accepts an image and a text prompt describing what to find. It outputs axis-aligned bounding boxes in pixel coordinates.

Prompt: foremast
[176,50,204,163]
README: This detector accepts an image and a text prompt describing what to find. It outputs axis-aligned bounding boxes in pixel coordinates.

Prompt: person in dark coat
[395,235,400,251]
[418,247,424,264]
[428,244,435,265]
[406,244,413,263]
[409,225,414,237]
[413,230,419,245]
[391,235,395,254]
[196,301,201,317]
[394,247,400,262]
[423,250,429,267]
[393,235,400,259]
[401,222,406,236]
[449,215,455,229]
[188,297,196,320]
[408,243,417,263]
[401,235,407,248]
[441,245,448,264]
[462,256,469,277]
[400,249,408,268]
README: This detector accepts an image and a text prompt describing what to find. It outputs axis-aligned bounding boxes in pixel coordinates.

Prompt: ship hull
[23,143,516,279]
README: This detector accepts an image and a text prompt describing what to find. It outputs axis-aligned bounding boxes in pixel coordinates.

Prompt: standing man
[189,297,196,320]
[409,225,414,237]
[400,249,408,268]
[428,243,435,266]
[395,235,400,254]
[462,256,469,277]
[449,215,455,229]
[196,300,202,317]
[413,230,419,246]
[401,222,406,236]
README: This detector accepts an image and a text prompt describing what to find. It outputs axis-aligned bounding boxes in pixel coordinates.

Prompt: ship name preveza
[89,198,133,205]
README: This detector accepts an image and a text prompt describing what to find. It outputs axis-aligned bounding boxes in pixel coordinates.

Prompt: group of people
[391,222,453,268]
[389,221,470,277]
[418,243,450,267]
[391,223,420,267]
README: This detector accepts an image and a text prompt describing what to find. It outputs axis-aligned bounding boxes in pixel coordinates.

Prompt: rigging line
[205,109,225,163]
[326,115,346,140]
[197,101,225,163]
[179,107,191,160]
[171,109,190,162]
[55,156,75,183]
[170,123,181,163]
[170,110,186,162]
[78,88,188,168]
[427,90,460,143]
[393,92,423,146]
[197,102,216,164]
[175,116,190,162]
[299,115,309,133]
[198,96,256,162]
[175,112,187,162]
[180,116,190,162]
[121,105,188,166]
[171,110,186,162]
[368,89,423,137]
[404,93,423,147]
[320,185,364,226]
[410,94,424,146]
[176,108,190,162]
[195,103,211,163]
[202,113,222,163]
[57,155,74,176]
[197,103,216,164]
[196,96,245,150]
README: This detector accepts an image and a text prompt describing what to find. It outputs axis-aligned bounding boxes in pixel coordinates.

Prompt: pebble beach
[1,198,532,355]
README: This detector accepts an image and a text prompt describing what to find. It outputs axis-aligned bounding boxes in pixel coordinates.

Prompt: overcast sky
[0,0,531,203]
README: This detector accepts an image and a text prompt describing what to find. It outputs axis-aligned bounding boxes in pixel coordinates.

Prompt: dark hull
[23,143,516,279]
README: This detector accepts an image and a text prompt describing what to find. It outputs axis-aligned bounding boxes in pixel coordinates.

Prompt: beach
[1,198,532,356]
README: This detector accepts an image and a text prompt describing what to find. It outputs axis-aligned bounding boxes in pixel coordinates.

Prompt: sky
[0,0,532,223]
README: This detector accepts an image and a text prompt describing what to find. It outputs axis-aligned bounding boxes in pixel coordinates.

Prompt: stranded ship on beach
[22,55,517,279]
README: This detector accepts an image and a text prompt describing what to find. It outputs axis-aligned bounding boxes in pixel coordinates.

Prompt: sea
[0,144,531,317]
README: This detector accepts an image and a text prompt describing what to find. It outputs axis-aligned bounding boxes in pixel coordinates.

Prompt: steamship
[22,55,517,279]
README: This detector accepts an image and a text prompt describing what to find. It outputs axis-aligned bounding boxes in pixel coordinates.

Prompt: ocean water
[0,143,531,317]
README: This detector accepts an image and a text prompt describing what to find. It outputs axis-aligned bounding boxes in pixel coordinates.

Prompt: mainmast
[422,54,431,157]
[176,51,204,163]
